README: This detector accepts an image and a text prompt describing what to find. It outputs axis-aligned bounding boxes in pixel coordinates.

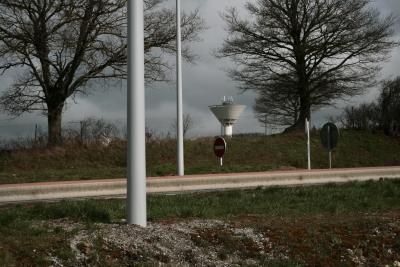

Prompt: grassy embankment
[1,179,400,266]
[0,129,399,184]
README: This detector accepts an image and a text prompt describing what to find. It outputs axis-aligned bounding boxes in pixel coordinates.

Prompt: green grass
[1,179,400,266]
[0,130,400,184]
[1,179,400,226]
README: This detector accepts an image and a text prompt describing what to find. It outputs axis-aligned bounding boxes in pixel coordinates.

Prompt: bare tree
[143,0,204,81]
[253,73,300,127]
[340,77,400,135]
[379,77,400,136]
[218,0,398,132]
[170,113,194,138]
[0,0,204,145]
[341,103,380,130]
[80,117,119,143]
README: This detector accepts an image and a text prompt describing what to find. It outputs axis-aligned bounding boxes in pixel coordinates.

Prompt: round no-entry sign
[214,137,226,158]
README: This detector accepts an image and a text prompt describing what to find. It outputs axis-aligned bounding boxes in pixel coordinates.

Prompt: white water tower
[209,97,246,137]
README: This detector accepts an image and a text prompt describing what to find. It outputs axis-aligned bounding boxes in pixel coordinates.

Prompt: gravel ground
[43,219,290,266]
[38,212,400,267]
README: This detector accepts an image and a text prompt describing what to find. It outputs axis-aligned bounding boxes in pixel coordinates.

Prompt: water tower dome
[209,97,246,137]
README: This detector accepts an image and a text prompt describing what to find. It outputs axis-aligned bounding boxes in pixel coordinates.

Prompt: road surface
[1,166,400,204]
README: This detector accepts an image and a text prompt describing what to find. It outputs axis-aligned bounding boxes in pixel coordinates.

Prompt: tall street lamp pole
[127,0,147,227]
[176,0,184,176]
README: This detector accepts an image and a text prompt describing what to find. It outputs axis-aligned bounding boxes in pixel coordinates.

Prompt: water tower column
[224,124,233,137]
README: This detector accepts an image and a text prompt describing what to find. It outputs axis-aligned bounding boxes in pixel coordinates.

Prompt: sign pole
[327,125,331,169]
[176,0,184,176]
[265,114,268,136]
[306,119,311,170]
[220,157,223,167]
[127,0,147,227]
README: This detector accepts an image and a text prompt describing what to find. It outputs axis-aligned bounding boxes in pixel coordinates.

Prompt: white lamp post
[176,0,184,176]
[127,0,147,227]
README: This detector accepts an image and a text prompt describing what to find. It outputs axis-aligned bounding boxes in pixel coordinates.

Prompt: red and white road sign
[214,137,226,158]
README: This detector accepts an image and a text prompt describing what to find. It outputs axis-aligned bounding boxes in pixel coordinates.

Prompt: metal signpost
[127,0,147,227]
[320,122,340,169]
[306,119,311,170]
[214,137,227,167]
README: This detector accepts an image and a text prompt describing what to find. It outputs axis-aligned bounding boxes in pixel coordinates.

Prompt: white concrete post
[306,119,311,170]
[127,0,147,227]
[176,0,184,176]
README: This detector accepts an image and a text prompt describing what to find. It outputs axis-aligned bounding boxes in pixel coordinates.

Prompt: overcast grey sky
[0,0,399,139]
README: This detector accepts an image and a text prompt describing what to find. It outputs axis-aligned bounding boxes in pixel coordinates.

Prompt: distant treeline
[337,77,400,136]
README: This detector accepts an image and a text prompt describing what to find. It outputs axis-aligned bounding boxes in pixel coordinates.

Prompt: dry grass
[0,130,399,184]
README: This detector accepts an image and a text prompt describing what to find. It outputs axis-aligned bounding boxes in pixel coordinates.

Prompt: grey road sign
[320,122,340,169]
[320,122,339,151]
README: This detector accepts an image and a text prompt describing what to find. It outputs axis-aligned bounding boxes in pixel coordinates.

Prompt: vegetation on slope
[0,130,399,184]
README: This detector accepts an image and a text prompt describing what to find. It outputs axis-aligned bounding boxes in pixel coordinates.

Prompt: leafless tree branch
[218,0,398,132]
[0,0,205,145]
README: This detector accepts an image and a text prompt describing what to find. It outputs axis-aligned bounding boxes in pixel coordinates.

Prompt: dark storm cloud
[0,0,399,138]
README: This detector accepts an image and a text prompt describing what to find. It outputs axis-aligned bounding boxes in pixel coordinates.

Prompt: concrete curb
[1,166,400,204]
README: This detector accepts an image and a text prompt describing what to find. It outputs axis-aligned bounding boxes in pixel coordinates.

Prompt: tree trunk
[47,103,64,146]
[284,96,310,133]
[284,63,310,133]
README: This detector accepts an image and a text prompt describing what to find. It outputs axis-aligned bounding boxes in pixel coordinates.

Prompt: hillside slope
[0,130,399,184]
